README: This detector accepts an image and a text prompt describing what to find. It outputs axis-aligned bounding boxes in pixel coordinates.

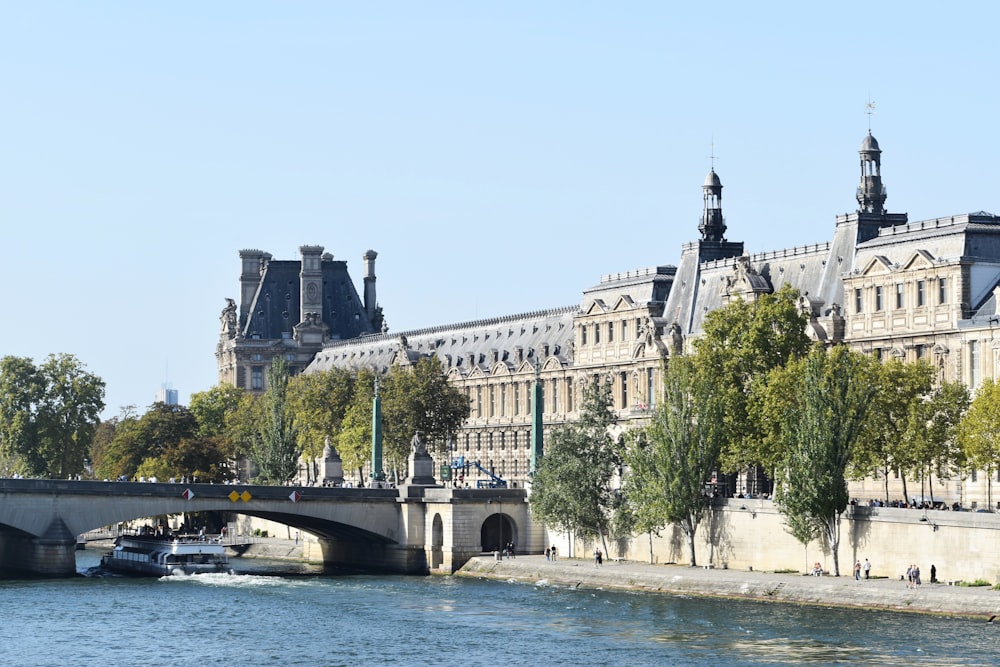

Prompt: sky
[2,2,998,418]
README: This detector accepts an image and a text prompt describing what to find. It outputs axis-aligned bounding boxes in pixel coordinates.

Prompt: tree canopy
[249,358,301,483]
[0,353,105,478]
[957,379,1000,509]
[623,355,725,566]
[770,345,877,575]
[530,378,620,550]
[693,285,811,477]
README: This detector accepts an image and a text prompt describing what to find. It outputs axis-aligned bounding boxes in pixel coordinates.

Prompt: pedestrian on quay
[545,547,550,561]
[594,548,603,567]
[863,558,871,579]
[551,545,557,561]
[854,560,861,581]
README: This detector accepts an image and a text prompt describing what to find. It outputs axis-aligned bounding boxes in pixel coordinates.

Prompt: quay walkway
[457,555,1000,619]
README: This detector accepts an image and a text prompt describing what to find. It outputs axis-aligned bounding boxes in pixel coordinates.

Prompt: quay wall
[556,500,1000,584]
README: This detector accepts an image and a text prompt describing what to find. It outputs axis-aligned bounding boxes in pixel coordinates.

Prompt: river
[0,549,997,666]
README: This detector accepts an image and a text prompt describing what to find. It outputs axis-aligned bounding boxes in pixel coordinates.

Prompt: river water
[0,550,997,666]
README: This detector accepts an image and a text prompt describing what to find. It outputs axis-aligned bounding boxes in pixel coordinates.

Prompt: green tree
[250,358,301,483]
[96,402,210,481]
[624,355,725,566]
[957,379,1000,509]
[380,358,470,476]
[530,378,619,553]
[190,384,247,440]
[693,286,811,483]
[287,368,356,481]
[0,354,105,478]
[852,359,934,502]
[336,368,377,483]
[772,345,876,576]
[904,381,970,504]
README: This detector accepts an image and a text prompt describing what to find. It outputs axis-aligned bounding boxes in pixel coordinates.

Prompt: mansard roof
[856,212,1000,262]
[308,306,577,376]
[242,257,376,341]
[581,266,674,314]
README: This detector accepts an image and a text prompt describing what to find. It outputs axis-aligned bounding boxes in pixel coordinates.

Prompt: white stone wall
[560,500,1000,583]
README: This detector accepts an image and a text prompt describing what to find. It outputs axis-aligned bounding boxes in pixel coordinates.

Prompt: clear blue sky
[2,2,997,418]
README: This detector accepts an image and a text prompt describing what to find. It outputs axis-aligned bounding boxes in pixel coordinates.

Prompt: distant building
[155,385,179,406]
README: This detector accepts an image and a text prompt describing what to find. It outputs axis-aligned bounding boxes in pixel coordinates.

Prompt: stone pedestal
[407,449,437,486]
[319,437,344,487]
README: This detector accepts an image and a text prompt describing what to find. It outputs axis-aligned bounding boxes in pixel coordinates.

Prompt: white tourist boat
[101,536,232,576]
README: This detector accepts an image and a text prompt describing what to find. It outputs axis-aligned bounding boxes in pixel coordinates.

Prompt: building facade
[220,132,1000,505]
[216,246,383,393]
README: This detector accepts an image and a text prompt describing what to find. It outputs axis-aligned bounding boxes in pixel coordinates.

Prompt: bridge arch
[481,512,515,552]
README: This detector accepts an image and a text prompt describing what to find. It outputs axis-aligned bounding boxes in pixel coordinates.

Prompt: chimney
[299,245,325,326]
[363,250,378,323]
[238,249,267,326]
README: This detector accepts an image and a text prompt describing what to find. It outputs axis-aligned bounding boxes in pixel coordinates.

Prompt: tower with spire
[699,168,726,242]
[857,131,886,215]
[851,130,908,243]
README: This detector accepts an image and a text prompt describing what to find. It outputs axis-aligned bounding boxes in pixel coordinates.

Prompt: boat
[101,535,232,576]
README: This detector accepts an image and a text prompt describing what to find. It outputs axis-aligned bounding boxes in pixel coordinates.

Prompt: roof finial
[865,94,876,132]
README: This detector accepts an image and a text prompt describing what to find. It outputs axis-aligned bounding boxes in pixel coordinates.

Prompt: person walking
[863,558,871,580]
[854,560,861,581]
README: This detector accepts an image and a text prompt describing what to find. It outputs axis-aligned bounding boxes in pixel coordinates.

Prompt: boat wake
[158,571,316,589]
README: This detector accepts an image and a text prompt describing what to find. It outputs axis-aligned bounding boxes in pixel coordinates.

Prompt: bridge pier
[0,519,77,578]
[318,537,428,574]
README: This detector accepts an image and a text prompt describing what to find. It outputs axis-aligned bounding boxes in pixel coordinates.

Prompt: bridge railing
[0,478,401,501]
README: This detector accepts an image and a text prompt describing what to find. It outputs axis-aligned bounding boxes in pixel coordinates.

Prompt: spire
[699,169,726,242]
[856,130,886,215]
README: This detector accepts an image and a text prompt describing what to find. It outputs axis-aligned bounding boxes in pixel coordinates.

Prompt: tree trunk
[686,520,698,567]
[648,532,654,565]
[988,470,993,511]
[901,475,909,506]
[826,515,841,576]
[883,465,890,504]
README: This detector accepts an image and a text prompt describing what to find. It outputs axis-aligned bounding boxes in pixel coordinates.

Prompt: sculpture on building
[220,298,238,338]
[669,322,683,356]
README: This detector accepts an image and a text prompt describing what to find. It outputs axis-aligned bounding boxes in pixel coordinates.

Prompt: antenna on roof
[707,134,719,170]
[865,94,876,131]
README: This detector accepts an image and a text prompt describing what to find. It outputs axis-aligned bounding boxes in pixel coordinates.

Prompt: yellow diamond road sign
[240,490,252,502]
[228,490,240,502]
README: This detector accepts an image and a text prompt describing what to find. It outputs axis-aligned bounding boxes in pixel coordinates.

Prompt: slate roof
[242,257,376,341]
[308,307,577,375]
[580,266,675,316]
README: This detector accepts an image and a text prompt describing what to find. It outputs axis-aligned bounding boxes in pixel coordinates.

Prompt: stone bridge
[0,479,537,577]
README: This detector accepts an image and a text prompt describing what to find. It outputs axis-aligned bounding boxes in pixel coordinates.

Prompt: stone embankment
[457,555,1000,619]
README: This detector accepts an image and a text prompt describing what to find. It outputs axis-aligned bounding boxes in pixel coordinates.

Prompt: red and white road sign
[289,491,301,503]
[182,488,194,500]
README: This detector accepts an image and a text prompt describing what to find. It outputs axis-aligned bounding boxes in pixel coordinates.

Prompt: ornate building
[216,246,383,393]
[221,132,1000,505]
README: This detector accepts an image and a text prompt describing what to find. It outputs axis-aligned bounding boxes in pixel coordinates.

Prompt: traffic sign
[182,488,194,500]
[289,491,301,503]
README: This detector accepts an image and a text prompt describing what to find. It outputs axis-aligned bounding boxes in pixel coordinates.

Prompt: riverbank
[457,555,1000,619]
